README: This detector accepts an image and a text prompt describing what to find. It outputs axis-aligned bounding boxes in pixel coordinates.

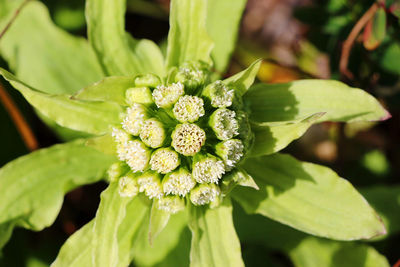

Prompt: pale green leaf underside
[206,0,247,73]
[245,80,389,123]
[0,140,115,252]
[189,198,244,267]
[74,76,134,105]
[132,208,190,267]
[52,197,149,267]
[149,201,171,245]
[86,0,165,77]
[249,113,324,157]
[233,153,386,240]
[92,182,132,267]
[0,0,103,94]
[166,0,214,68]
[0,69,123,135]
[224,59,261,96]
[289,236,390,267]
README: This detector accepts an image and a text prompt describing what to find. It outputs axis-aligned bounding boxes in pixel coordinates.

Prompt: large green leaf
[0,140,115,251]
[86,0,165,77]
[289,236,390,267]
[244,80,389,123]
[233,205,390,267]
[166,0,214,68]
[223,59,261,96]
[189,198,244,267]
[74,76,134,105]
[131,208,190,267]
[233,153,386,240]
[206,0,247,73]
[0,0,103,94]
[92,182,132,267]
[249,113,323,157]
[0,69,123,135]
[52,197,149,267]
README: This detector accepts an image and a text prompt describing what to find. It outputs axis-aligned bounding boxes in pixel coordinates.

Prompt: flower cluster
[110,61,253,213]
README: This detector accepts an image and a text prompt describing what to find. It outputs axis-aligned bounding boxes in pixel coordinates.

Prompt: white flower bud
[215,139,244,170]
[124,140,151,172]
[162,168,196,197]
[171,123,206,156]
[192,154,225,184]
[202,80,234,108]
[209,108,239,140]
[118,175,139,197]
[152,82,184,108]
[157,195,185,214]
[173,95,205,123]
[122,103,148,136]
[137,171,163,199]
[190,184,221,206]
[150,147,180,174]
[139,118,166,148]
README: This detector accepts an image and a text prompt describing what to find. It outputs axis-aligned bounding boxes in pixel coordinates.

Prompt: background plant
[0,0,398,267]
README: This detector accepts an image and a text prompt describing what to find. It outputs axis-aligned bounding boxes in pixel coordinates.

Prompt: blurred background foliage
[0,0,399,266]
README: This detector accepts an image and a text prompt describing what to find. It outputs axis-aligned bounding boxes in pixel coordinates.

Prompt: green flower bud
[190,183,221,206]
[124,140,152,172]
[139,118,166,148]
[215,139,244,171]
[118,173,139,197]
[157,195,185,214]
[137,171,163,199]
[150,147,180,174]
[202,80,234,108]
[122,103,149,136]
[174,62,208,90]
[134,73,161,88]
[173,95,205,123]
[192,153,225,184]
[171,123,206,156]
[107,162,129,182]
[125,87,153,106]
[209,108,239,140]
[163,168,196,197]
[152,82,184,108]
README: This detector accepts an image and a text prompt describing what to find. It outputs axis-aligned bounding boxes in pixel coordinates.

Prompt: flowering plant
[0,0,390,266]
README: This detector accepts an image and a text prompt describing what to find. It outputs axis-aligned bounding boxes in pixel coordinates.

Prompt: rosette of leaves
[0,0,391,266]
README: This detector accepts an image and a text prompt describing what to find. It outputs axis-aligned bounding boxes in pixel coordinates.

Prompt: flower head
[122,103,149,136]
[137,171,163,199]
[202,80,234,108]
[152,82,184,108]
[150,147,180,174]
[124,140,151,172]
[139,118,166,148]
[190,184,221,206]
[173,95,205,123]
[118,174,139,197]
[171,123,206,156]
[157,196,185,214]
[162,168,196,196]
[209,108,239,140]
[192,153,225,184]
[216,139,244,170]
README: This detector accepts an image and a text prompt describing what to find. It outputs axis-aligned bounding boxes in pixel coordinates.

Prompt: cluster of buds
[110,61,253,213]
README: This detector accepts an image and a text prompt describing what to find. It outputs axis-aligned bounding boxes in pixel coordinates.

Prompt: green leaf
[223,59,262,96]
[233,153,386,240]
[249,113,324,157]
[361,186,400,238]
[289,237,390,267]
[221,168,259,195]
[0,140,115,249]
[132,209,190,267]
[92,182,132,267]
[51,221,94,267]
[85,134,117,156]
[86,0,165,77]
[74,76,134,105]
[0,222,14,253]
[52,197,149,267]
[189,198,244,267]
[0,69,124,135]
[206,0,247,73]
[166,0,214,68]
[149,201,171,245]
[0,0,103,94]
[244,80,389,123]
[380,42,400,75]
